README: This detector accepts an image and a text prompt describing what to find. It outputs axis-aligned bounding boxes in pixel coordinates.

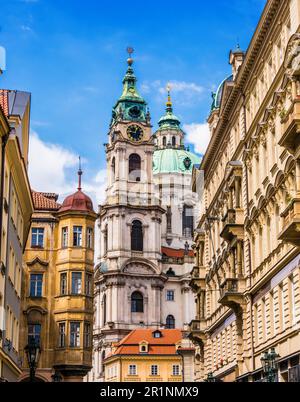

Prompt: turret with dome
[153,87,201,175]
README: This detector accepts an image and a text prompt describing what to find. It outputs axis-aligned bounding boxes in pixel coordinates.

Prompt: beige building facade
[190,0,300,382]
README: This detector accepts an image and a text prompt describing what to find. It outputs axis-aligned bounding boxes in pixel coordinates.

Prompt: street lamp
[51,370,63,382]
[261,347,280,382]
[25,338,41,383]
[205,372,217,382]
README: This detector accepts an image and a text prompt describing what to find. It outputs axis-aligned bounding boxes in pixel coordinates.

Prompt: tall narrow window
[290,276,296,326]
[84,323,91,348]
[31,228,44,248]
[172,365,180,376]
[58,322,66,348]
[166,315,175,329]
[70,322,80,348]
[30,274,43,297]
[87,228,93,249]
[129,365,137,376]
[166,206,172,233]
[183,205,194,237]
[151,365,158,376]
[60,273,67,295]
[163,137,167,147]
[131,291,144,313]
[104,225,108,255]
[73,226,83,247]
[280,284,286,331]
[131,220,143,252]
[28,323,41,346]
[85,273,93,296]
[62,227,68,248]
[172,136,176,147]
[71,272,82,295]
[103,294,107,325]
[111,157,116,182]
[129,154,141,182]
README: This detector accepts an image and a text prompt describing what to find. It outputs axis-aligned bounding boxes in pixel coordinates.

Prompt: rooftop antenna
[78,156,83,191]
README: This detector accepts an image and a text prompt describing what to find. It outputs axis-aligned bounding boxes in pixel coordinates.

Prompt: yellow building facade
[104,329,195,382]
[19,177,97,382]
[0,90,33,382]
[190,0,300,382]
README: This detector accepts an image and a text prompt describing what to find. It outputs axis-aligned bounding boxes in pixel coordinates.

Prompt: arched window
[163,137,167,147]
[131,220,143,251]
[102,294,107,326]
[166,315,175,329]
[103,225,108,255]
[182,205,194,237]
[129,154,141,182]
[172,136,176,147]
[131,291,144,313]
[111,157,115,182]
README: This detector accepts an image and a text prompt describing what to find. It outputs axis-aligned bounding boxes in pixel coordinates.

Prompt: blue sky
[0,0,265,202]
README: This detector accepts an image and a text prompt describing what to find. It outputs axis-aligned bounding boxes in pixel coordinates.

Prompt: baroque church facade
[92,54,201,381]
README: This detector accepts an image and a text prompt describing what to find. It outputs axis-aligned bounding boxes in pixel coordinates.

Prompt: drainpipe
[242,93,255,379]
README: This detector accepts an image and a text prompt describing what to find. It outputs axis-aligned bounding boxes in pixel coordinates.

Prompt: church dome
[211,75,233,111]
[153,148,201,174]
[157,86,181,130]
[59,190,94,213]
[59,160,95,214]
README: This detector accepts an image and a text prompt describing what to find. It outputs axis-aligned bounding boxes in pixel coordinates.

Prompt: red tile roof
[32,191,60,211]
[59,190,94,213]
[107,329,184,358]
[0,90,9,116]
[162,246,194,258]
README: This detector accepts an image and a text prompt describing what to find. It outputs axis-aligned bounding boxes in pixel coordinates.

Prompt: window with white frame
[70,322,80,347]
[62,227,68,248]
[129,365,137,376]
[71,272,82,294]
[87,227,93,249]
[172,365,180,376]
[73,226,83,247]
[85,273,93,296]
[31,228,44,248]
[151,365,158,376]
[58,322,66,348]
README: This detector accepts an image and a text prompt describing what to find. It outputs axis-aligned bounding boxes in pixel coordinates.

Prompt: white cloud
[159,81,204,95]
[183,123,210,155]
[28,132,107,208]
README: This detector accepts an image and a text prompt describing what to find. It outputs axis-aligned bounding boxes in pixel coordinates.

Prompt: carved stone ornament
[123,262,157,275]
[284,33,300,77]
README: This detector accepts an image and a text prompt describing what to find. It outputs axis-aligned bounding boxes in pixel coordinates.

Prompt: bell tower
[93,50,166,382]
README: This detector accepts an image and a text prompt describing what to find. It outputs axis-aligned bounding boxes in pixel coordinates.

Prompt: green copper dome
[153,148,201,174]
[211,75,233,111]
[111,57,149,126]
[158,89,181,130]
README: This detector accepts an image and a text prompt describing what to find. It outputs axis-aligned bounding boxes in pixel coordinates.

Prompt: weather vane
[127,46,134,57]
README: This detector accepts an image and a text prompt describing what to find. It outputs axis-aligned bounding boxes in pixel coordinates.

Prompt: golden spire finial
[126,46,134,66]
[166,83,172,109]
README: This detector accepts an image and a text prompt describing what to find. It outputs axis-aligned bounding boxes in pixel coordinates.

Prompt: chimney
[229,45,245,80]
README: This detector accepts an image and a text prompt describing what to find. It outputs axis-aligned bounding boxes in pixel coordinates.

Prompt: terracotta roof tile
[109,329,184,357]
[0,90,9,116]
[162,246,194,258]
[32,191,60,211]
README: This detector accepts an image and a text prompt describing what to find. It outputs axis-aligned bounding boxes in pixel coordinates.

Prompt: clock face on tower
[127,125,144,142]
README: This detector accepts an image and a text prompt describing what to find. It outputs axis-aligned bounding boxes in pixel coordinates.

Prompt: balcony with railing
[188,319,206,345]
[279,198,300,247]
[220,209,244,242]
[279,98,300,157]
[189,266,206,292]
[218,278,246,312]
